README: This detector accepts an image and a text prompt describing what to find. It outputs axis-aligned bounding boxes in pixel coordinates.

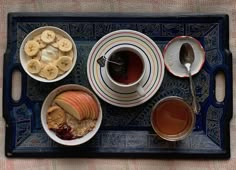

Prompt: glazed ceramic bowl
[41,84,102,146]
[163,36,205,78]
[20,26,77,83]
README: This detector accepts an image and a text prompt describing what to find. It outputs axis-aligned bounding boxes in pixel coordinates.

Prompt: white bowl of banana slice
[20,26,77,82]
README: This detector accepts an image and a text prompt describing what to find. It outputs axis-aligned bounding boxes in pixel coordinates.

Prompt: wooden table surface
[0,0,235,169]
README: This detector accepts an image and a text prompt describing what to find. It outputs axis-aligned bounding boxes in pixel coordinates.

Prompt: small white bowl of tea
[151,96,195,141]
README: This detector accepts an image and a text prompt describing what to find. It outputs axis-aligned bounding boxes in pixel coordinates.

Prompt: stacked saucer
[87,30,165,107]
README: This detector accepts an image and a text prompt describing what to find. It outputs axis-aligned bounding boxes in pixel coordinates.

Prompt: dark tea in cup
[107,50,144,85]
[151,96,195,141]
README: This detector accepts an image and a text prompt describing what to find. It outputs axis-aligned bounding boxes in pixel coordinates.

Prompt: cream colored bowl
[20,26,77,83]
[41,84,102,146]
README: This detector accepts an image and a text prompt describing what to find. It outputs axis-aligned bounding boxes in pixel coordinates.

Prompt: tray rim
[3,12,233,159]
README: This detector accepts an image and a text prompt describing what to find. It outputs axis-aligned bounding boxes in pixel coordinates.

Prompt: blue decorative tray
[3,13,232,158]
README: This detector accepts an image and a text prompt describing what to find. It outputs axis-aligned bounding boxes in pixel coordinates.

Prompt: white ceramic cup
[104,45,146,96]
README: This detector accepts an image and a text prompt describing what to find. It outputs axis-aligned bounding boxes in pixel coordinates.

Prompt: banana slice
[51,42,59,48]
[56,56,73,71]
[24,40,40,57]
[33,35,46,49]
[42,64,59,80]
[26,50,41,61]
[51,34,62,48]
[55,34,64,42]
[33,51,41,60]
[38,68,46,78]
[58,38,72,52]
[27,59,42,74]
[41,30,56,44]
[59,50,74,59]
[58,69,65,75]
[38,61,48,78]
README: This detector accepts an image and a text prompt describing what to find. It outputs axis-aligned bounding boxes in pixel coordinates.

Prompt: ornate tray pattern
[3,13,232,158]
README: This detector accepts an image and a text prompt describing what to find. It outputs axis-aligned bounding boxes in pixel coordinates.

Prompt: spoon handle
[97,56,123,67]
[188,70,200,114]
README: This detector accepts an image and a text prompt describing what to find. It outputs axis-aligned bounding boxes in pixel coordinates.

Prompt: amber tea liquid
[107,51,144,85]
[152,98,194,136]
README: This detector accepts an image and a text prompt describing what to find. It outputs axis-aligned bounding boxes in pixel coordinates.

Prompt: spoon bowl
[180,43,195,70]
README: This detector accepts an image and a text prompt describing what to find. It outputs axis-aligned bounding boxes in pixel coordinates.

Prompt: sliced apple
[77,92,93,119]
[65,91,99,120]
[64,91,90,119]
[54,98,82,120]
[55,92,85,120]
[75,92,91,119]
[54,90,99,121]
[85,92,99,119]
[90,96,99,119]
[57,91,88,120]
[80,92,99,120]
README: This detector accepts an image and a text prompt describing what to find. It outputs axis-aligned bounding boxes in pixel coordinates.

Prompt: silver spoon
[179,43,200,114]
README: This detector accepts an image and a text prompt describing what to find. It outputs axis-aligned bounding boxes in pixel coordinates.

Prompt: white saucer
[163,36,205,78]
[87,30,165,107]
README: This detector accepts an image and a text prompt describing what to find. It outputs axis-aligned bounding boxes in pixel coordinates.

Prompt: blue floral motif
[206,106,223,146]
[194,69,209,102]
[207,106,223,121]
[16,121,31,146]
[126,133,148,148]
[204,25,219,50]
[137,23,161,37]
[114,23,137,31]
[12,104,32,121]
[206,49,223,67]
[162,24,184,37]
[70,23,94,40]
[186,24,214,37]
[102,103,143,127]
[207,120,221,146]
[19,133,51,147]
[101,132,126,148]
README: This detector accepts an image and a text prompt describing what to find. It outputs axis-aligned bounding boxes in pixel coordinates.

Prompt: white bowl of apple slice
[41,84,102,146]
